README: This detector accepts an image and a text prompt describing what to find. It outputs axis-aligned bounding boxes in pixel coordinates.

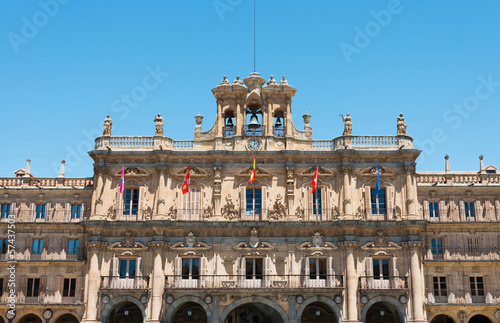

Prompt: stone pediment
[298,166,335,177]
[246,89,263,105]
[170,232,211,250]
[234,228,274,250]
[108,231,147,250]
[297,232,338,250]
[358,166,396,177]
[360,230,402,250]
[173,167,210,177]
[236,166,273,177]
[114,167,150,177]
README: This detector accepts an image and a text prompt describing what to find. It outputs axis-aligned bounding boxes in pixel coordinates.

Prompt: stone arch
[18,313,43,323]
[429,314,458,323]
[219,296,288,323]
[468,314,495,323]
[165,295,212,323]
[296,295,342,323]
[361,296,407,323]
[53,312,82,322]
[101,295,146,323]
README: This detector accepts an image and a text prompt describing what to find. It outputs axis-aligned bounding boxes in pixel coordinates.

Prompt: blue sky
[1,1,500,177]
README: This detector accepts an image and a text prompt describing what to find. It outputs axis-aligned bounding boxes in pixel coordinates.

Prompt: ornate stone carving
[397,113,407,135]
[268,194,287,220]
[170,232,211,250]
[213,165,222,195]
[232,75,243,85]
[186,232,196,247]
[107,206,116,219]
[374,230,388,247]
[154,113,164,136]
[222,194,239,220]
[86,241,107,251]
[341,113,352,136]
[157,198,165,205]
[394,205,402,220]
[295,204,304,219]
[95,198,103,205]
[356,205,365,219]
[248,228,261,248]
[203,205,213,219]
[267,75,278,85]
[143,205,152,219]
[168,203,177,219]
[435,266,443,273]
[121,231,136,248]
[102,115,112,136]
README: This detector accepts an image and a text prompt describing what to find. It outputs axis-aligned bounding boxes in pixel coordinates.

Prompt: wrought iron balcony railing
[358,276,409,291]
[164,274,343,290]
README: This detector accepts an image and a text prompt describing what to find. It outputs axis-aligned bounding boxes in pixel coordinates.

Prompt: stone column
[406,241,425,322]
[155,166,168,218]
[405,166,417,217]
[342,241,360,322]
[285,165,295,215]
[213,165,222,216]
[342,167,353,217]
[82,241,106,323]
[91,166,107,219]
[148,241,167,322]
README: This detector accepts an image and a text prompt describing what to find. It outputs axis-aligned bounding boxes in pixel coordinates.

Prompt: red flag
[120,165,125,194]
[311,165,318,194]
[249,155,256,184]
[182,165,190,194]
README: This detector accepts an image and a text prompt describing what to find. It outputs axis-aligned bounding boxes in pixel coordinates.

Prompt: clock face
[248,138,261,150]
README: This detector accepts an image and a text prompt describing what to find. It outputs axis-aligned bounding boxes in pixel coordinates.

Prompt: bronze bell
[247,113,260,129]
[275,117,282,127]
[226,117,234,127]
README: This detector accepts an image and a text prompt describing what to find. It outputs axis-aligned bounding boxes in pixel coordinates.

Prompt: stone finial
[267,75,277,85]
[445,155,450,173]
[220,75,230,86]
[341,113,352,136]
[479,155,486,174]
[397,113,407,135]
[279,76,288,86]
[302,112,311,125]
[232,75,243,85]
[195,113,204,126]
[25,159,31,177]
[102,114,112,136]
[154,113,164,136]
[58,159,66,177]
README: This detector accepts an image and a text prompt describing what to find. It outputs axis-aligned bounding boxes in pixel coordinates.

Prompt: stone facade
[0,72,499,323]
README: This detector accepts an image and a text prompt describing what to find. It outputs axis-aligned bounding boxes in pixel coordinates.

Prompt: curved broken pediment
[173,166,210,177]
[170,232,211,250]
[114,167,150,177]
[234,228,274,250]
[236,166,273,177]
[297,232,338,250]
[108,231,148,250]
[358,166,396,177]
[298,166,335,177]
[361,231,402,250]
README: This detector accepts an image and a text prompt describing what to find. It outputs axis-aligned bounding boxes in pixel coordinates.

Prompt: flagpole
[188,166,191,220]
[253,156,256,220]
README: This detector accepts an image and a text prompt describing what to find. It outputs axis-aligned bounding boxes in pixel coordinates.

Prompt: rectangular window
[31,239,43,255]
[1,239,7,254]
[27,278,40,297]
[429,202,439,218]
[312,189,322,215]
[370,188,386,214]
[373,259,389,280]
[181,258,200,280]
[63,278,76,297]
[246,188,262,215]
[309,258,327,280]
[0,204,10,218]
[67,239,79,255]
[467,237,480,253]
[123,189,139,216]
[181,187,201,217]
[245,258,263,280]
[71,204,81,219]
[36,204,46,219]
[119,259,136,278]
[465,202,475,218]
[431,238,443,255]
[470,277,484,296]
[433,276,447,297]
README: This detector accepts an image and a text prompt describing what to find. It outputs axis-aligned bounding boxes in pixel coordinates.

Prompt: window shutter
[115,190,123,218]
[390,256,399,288]
[75,277,83,302]
[321,188,327,219]
[56,276,63,301]
[496,200,500,219]
[19,276,27,301]
[386,186,393,219]
[366,257,373,276]
[64,203,70,221]
[61,238,68,256]
[27,238,33,258]
[200,256,207,287]
[425,275,434,303]
[174,257,182,285]
[112,257,119,277]
[240,187,246,217]
[304,257,310,276]
[264,256,271,287]
[46,203,51,220]
[29,203,35,221]
[238,256,246,286]
[136,256,143,276]
[423,200,429,219]
[459,200,465,220]
[139,187,146,220]
[439,201,446,220]
[364,187,372,216]
[327,256,334,287]
[81,203,85,219]
[261,186,267,220]
[40,276,47,296]
[475,201,481,220]
[10,203,16,216]
[182,189,189,217]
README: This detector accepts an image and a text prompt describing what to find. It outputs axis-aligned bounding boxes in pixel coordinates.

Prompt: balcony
[100,276,149,291]
[10,210,89,223]
[273,126,285,137]
[358,276,409,291]
[424,247,500,261]
[312,134,413,150]
[223,126,236,137]
[164,274,343,290]
[3,290,83,304]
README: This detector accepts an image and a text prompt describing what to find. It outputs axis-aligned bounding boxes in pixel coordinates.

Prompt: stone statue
[154,113,164,136]
[397,113,407,135]
[340,113,352,135]
[102,115,112,136]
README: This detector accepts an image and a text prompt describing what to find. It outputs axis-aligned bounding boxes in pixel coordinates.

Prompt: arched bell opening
[224,110,236,137]
[246,105,263,136]
[273,111,284,137]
